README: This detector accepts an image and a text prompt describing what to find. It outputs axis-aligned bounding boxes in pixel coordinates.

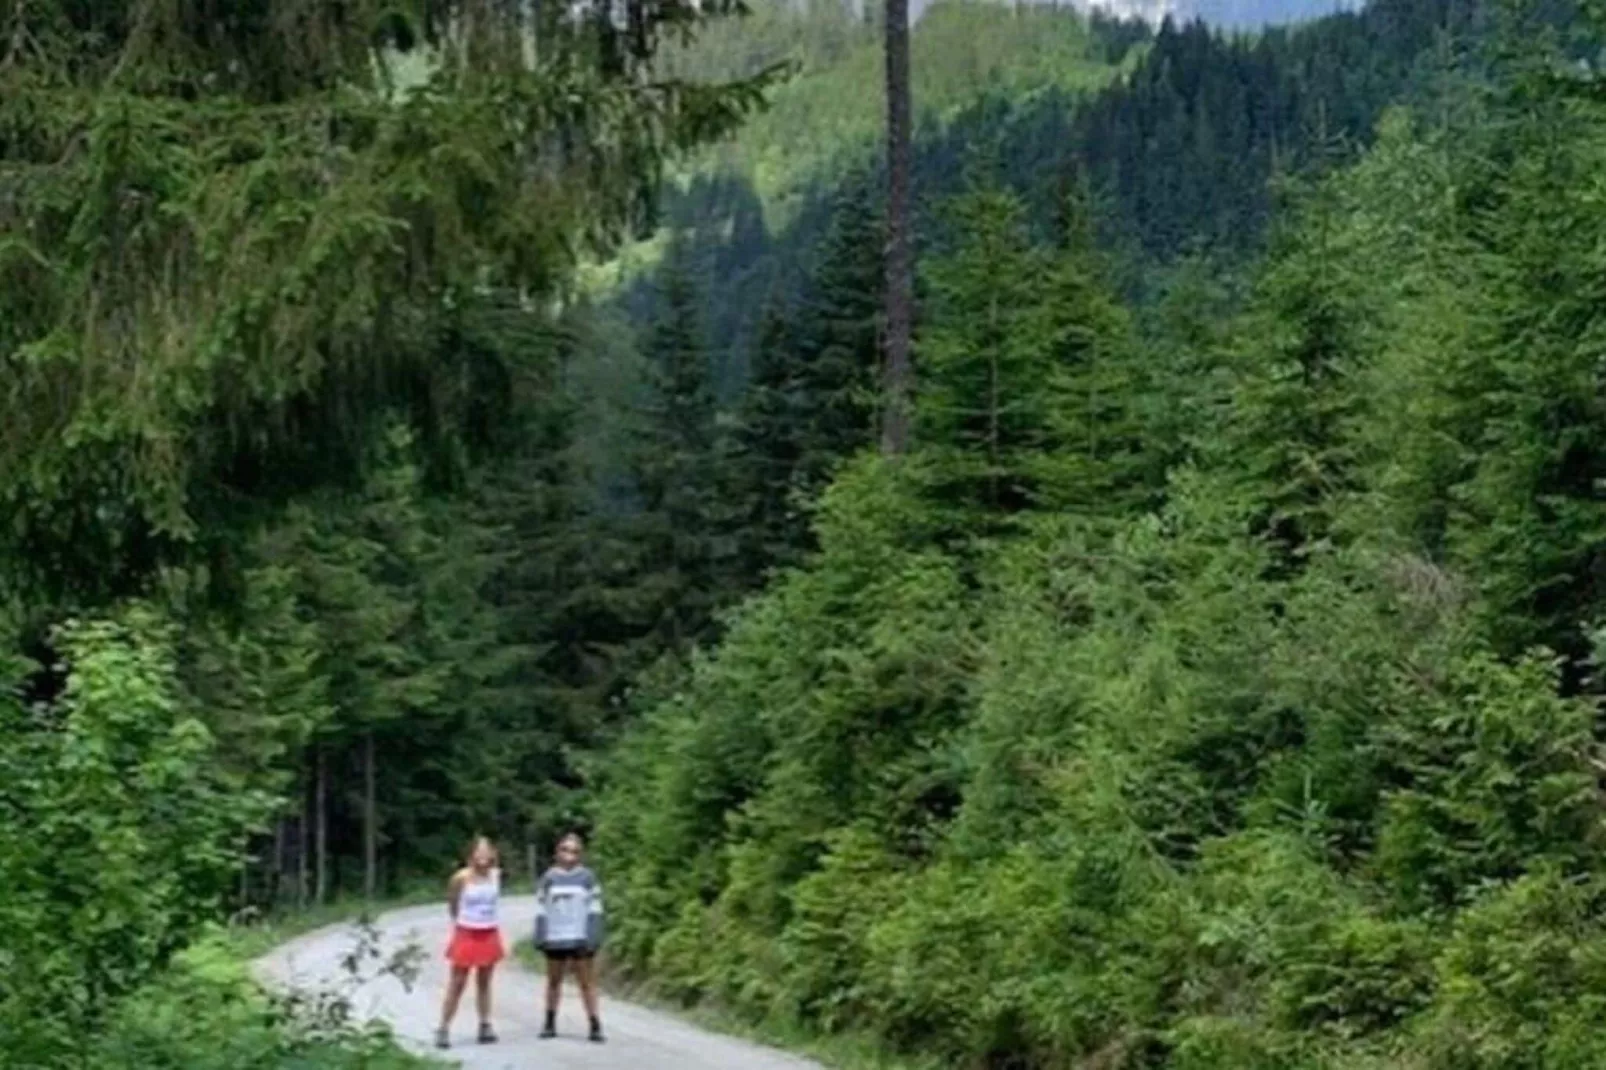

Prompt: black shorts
[542,946,594,962]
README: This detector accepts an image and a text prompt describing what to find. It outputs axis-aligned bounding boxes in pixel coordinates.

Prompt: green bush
[1370,651,1599,912]
[0,608,427,1070]
[0,609,271,1065]
[91,932,428,1070]
[779,826,903,1031]
[596,476,1606,1069]
[1408,871,1606,1070]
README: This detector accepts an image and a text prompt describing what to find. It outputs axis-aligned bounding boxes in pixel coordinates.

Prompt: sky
[902,0,1361,29]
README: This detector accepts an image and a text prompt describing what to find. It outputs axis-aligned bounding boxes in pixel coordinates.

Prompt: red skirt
[445,925,504,969]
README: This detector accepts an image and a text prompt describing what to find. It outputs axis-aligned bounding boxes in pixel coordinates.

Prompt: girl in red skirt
[435,836,504,1050]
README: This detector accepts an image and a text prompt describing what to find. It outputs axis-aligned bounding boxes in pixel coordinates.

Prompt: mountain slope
[607,0,1484,392]
[1075,0,1362,30]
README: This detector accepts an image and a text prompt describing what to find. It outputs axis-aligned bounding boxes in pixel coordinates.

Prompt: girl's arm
[446,870,465,922]
[587,874,605,951]
[533,872,549,946]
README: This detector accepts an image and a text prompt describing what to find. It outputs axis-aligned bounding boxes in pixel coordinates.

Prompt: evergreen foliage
[0,0,775,599]
[918,182,1143,520]
[733,174,883,567]
[636,0,1489,376]
[593,12,1606,1067]
[0,0,773,1064]
[14,1,1606,1069]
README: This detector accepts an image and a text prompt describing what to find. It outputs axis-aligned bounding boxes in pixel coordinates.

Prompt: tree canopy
[0,0,776,601]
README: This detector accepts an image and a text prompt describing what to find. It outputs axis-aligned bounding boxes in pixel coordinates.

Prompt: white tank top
[457,869,500,929]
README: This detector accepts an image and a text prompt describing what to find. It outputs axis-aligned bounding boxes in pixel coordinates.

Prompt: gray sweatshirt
[534,865,604,950]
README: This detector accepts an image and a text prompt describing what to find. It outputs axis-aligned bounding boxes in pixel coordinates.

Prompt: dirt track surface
[254,898,825,1069]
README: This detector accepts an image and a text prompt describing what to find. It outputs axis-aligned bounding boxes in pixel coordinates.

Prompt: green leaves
[89,931,434,1070]
[0,607,270,1066]
[1416,871,1606,1070]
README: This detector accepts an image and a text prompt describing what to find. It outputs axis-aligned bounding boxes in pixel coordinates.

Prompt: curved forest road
[255,898,825,1070]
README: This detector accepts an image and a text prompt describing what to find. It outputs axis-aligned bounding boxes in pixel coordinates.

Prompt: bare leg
[475,966,496,1027]
[439,966,470,1033]
[538,956,564,1038]
[545,957,565,1014]
[576,956,602,1021]
[468,963,494,1034]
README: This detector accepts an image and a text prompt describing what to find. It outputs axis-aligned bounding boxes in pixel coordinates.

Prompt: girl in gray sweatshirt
[534,832,605,1041]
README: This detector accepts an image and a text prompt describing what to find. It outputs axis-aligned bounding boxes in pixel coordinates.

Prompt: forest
[7,0,1606,1066]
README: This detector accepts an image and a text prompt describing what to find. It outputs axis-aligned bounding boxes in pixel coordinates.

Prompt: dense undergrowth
[89,933,429,1070]
[603,459,1606,1068]
[0,613,432,1069]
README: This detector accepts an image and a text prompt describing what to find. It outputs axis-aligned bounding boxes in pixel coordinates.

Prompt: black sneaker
[589,1019,605,1044]
[539,1013,557,1040]
[477,1022,498,1044]
[434,1028,450,1050]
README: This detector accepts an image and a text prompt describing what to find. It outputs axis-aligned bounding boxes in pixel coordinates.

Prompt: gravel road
[254,897,825,1070]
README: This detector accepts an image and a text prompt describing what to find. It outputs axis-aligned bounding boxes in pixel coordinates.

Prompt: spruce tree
[1037,185,1147,514]
[919,183,1139,521]
[631,243,745,652]
[1135,255,1240,502]
[1438,59,1606,658]
[1224,169,1367,566]
[0,0,773,603]
[794,177,885,483]
[920,186,1053,516]
[410,305,665,856]
[732,176,884,574]
[735,289,808,577]
[273,424,449,900]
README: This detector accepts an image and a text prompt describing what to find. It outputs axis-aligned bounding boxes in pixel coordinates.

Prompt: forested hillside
[9,0,1606,1067]
[620,0,1485,394]
[597,0,1606,1065]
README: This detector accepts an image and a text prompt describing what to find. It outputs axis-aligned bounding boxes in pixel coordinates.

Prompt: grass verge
[226,882,441,959]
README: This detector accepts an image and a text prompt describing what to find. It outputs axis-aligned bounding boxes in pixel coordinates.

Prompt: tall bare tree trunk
[297,787,310,911]
[363,730,378,901]
[272,815,286,908]
[880,0,914,455]
[988,288,1000,508]
[315,745,329,906]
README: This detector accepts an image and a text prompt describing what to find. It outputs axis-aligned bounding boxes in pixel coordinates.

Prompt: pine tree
[1436,58,1606,658]
[919,183,1139,521]
[0,0,773,604]
[920,186,1051,516]
[1134,254,1240,502]
[1222,167,1368,567]
[795,177,885,482]
[631,244,746,652]
[241,423,451,901]
[373,303,661,862]
[733,177,884,575]
[1037,185,1147,513]
[735,289,808,577]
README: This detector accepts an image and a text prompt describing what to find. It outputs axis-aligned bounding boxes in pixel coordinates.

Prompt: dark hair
[557,831,585,852]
